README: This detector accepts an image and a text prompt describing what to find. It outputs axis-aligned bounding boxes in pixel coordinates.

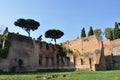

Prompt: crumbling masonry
[0,30,120,72]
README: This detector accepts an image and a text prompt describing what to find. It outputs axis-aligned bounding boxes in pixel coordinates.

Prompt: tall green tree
[88,26,94,36]
[81,27,86,38]
[113,22,120,39]
[14,18,40,37]
[109,31,114,40]
[45,29,64,44]
[104,27,113,40]
[94,29,102,40]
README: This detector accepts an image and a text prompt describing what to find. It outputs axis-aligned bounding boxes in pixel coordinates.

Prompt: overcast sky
[0,0,120,43]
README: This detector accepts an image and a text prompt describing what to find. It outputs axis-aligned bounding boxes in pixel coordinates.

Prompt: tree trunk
[27,31,30,37]
[54,39,56,44]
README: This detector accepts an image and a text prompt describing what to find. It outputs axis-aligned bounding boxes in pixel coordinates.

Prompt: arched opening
[51,57,54,66]
[46,57,49,66]
[39,55,42,65]
[89,58,92,69]
[18,59,23,67]
[81,58,84,65]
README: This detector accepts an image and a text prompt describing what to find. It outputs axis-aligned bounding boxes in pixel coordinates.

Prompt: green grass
[0,70,120,80]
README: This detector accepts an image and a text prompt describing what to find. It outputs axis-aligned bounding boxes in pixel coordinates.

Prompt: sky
[0,0,120,43]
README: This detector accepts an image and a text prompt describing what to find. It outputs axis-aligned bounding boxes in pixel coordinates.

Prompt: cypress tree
[81,27,86,38]
[109,31,113,40]
[113,22,120,39]
[88,26,94,36]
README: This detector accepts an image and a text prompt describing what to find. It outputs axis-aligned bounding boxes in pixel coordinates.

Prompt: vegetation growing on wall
[56,44,67,57]
[83,38,89,42]
[56,44,68,66]
[80,50,100,57]
[56,44,73,56]
[67,48,73,54]
[0,39,10,58]
[81,52,90,57]
[94,49,101,54]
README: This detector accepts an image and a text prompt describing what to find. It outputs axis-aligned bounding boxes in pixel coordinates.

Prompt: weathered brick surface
[1,32,120,72]
[62,35,106,71]
[110,39,120,69]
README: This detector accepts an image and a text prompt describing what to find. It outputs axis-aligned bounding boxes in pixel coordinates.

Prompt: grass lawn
[0,70,120,80]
